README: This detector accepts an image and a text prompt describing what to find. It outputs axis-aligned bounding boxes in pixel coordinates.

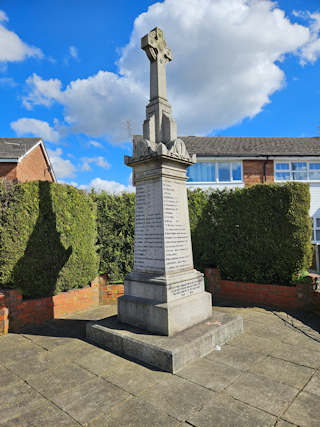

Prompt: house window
[187,161,242,183]
[275,161,320,181]
[312,218,320,242]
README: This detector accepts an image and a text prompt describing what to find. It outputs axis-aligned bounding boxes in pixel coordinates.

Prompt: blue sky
[1,0,320,192]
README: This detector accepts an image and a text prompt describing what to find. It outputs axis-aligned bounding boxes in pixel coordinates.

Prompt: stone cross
[141,27,176,145]
[141,27,172,102]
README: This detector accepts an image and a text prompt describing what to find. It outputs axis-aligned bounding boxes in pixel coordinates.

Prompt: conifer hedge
[91,191,135,282]
[0,180,99,298]
[200,182,312,284]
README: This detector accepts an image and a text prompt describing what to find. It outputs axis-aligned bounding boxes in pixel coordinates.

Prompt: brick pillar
[204,268,221,295]
[0,293,9,336]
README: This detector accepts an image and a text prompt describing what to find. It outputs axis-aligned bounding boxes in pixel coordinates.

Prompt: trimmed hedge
[203,183,312,284]
[0,180,99,298]
[91,191,135,282]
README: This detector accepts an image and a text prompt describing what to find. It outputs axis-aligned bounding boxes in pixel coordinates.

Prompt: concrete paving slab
[227,331,282,354]
[281,331,320,352]
[276,420,298,426]
[75,346,134,376]
[186,393,277,427]
[51,377,131,425]
[283,390,320,426]
[205,344,264,371]
[89,396,180,427]
[27,363,96,399]
[0,401,79,427]
[177,357,242,392]
[0,341,45,366]
[225,371,298,416]
[87,310,243,373]
[140,373,217,421]
[0,365,23,389]
[249,355,314,389]
[102,359,169,395]
[0,382,46,424]
[304,372,320,397]
[20,333,77,350]
[269,342,320,369]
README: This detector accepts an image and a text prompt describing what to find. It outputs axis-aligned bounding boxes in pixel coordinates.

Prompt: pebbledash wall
[205,268,320,312]
[0,276,124,334]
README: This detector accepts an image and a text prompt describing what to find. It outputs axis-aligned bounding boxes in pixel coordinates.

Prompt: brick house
[0,138,56,183]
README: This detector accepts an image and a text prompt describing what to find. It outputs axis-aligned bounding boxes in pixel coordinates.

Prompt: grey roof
[0,138,41,160]
[181,136,320,157]
[133,135,320,157]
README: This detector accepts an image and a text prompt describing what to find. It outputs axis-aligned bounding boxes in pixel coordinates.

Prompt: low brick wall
[100,283,124,305]
[0,277,125,333]
[205,268,320,312]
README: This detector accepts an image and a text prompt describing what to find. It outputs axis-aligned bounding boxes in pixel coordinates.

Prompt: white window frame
[274,160,320,182]
[187,160,243,184]
[311,217,320,243]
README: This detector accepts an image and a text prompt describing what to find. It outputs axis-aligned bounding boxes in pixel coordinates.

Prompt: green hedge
[91,191,135,282]
[0,180,99,298]
[203,183,312,284]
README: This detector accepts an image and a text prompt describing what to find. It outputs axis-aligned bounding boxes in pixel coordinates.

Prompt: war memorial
[86,27,243,373]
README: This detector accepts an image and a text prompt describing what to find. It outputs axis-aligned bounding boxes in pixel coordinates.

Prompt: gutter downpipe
[263,155,269,183]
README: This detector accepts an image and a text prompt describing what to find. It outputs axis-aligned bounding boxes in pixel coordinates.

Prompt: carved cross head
[141,27,173,64]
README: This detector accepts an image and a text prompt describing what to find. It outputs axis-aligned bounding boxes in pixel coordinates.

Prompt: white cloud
[69,45,79,60]
[22,0,319,141]
[296,12,320,64]
[79,177,135,193]
[89,140,103,148]
[0,77,16,87]
[11,118,60,143]
[47,148,76,179]
[0,9,42,63]
[80,156,110,171]
[23,73,62,109]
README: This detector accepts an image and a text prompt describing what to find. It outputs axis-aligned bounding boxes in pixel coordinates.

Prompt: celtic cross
[141,27,173,102]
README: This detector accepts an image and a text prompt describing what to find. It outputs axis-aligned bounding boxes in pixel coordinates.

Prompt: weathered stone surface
[177,358,242,392]
[186,394,277,427]
[283,391,320,426]
[249,355,314,389]
[140,374,217,421]
[27,364,96,399]
[51,377,130,425]
[89,396,179,427]
[87,310,243,373]
[304,372,320,397]
[2,401,78,427]
[205,344,264,371]
[226,371,298,416]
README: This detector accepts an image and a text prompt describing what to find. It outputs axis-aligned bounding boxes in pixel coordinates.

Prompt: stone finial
[127,27,195,165]
[141,27,173,65]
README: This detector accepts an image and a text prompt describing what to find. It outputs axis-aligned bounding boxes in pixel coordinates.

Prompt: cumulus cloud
[22,0,319,141]
[0,77,17,87]
[11,118,60,143]
[89,140,103,148]
[80,156,110,171]
[0,9,42,63]
[69,45,79,60]
[294,11,320,64]
[47,148,76,179]
[79,177,135,193]
[10,118,59,143]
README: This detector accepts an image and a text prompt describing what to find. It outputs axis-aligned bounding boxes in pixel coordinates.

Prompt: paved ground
[0,304,320,426]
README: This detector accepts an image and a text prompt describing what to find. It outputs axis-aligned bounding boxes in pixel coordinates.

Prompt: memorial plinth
[86,27,243,371]
[118,152,212,336]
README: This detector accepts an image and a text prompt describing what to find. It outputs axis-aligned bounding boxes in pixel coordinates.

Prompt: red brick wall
[0,163,17,180]
[0,293,9,336]
[243,160,274,187]
[17,144,54,182]
[205,268,319,312]
[0,281,125,332]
